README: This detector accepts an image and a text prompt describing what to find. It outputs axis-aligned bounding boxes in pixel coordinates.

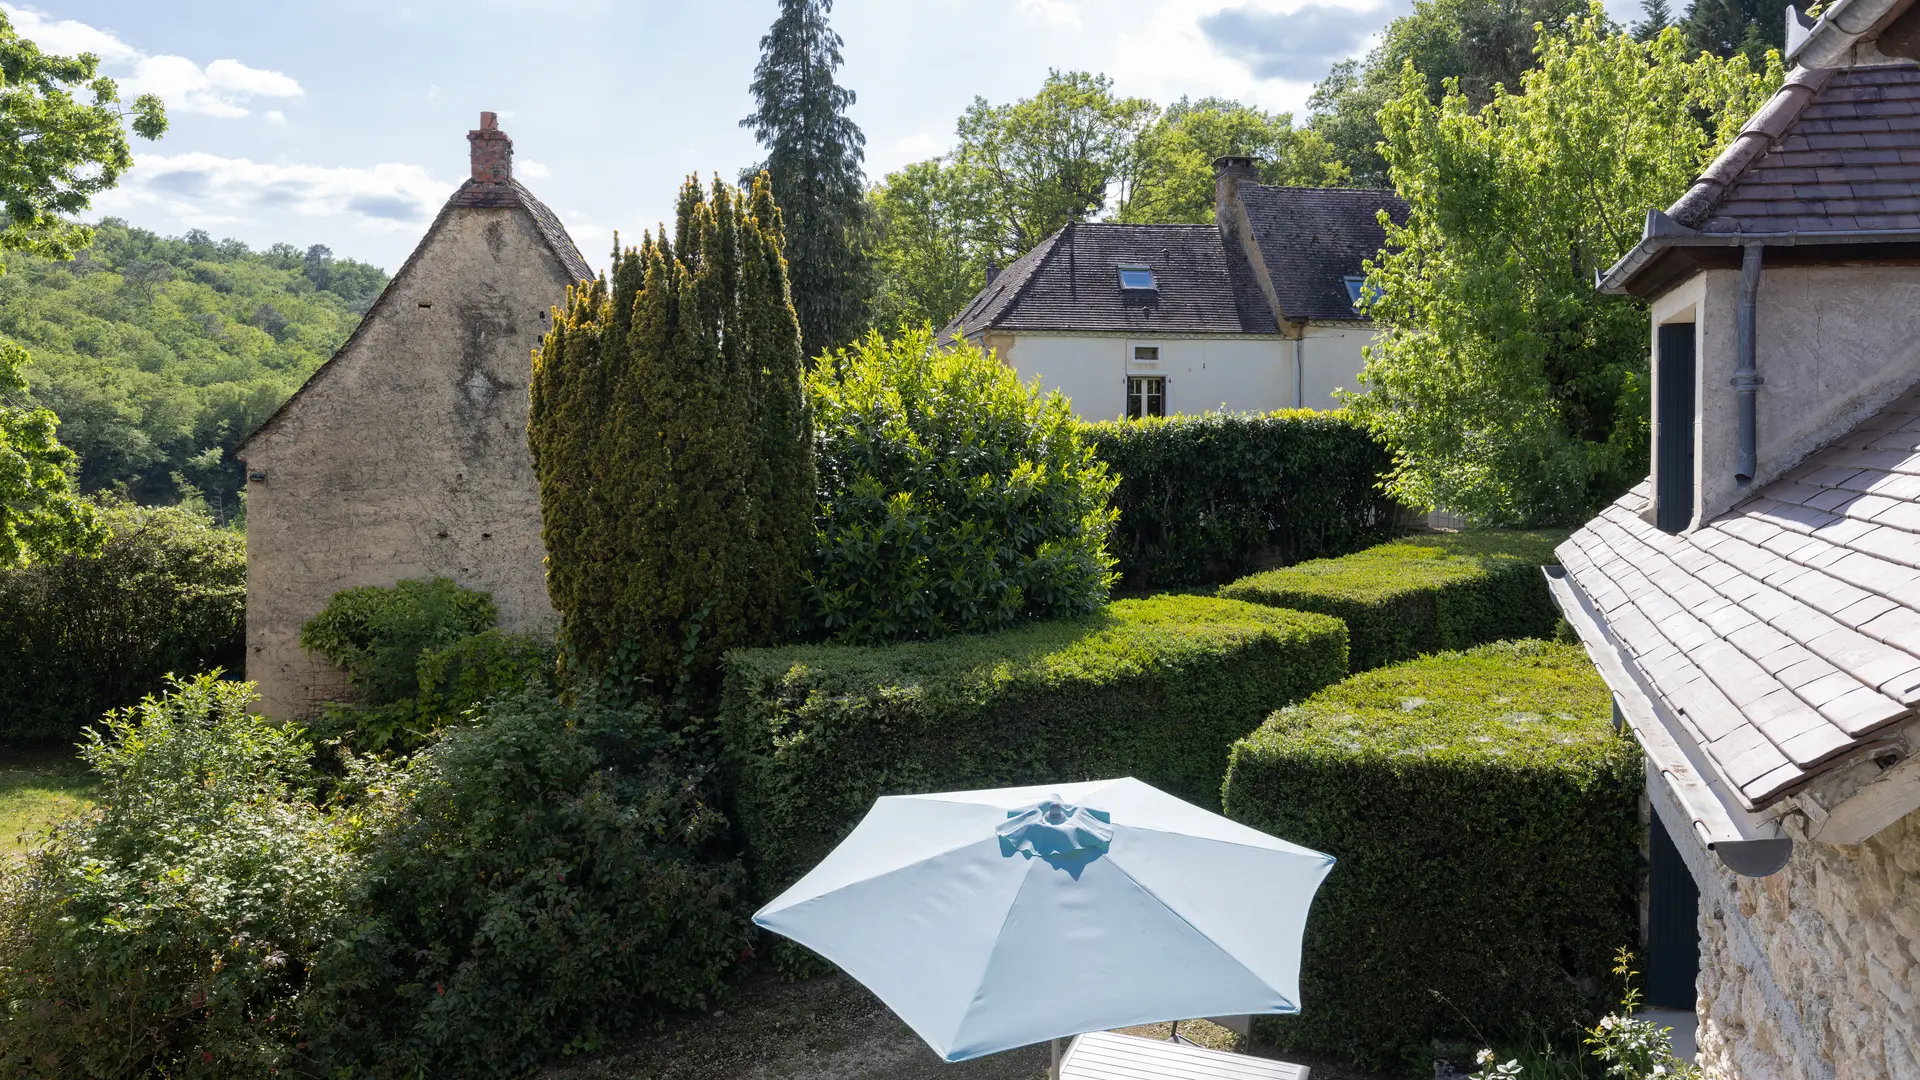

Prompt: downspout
[1292,323,1304,408]
[1734,243,1763,482]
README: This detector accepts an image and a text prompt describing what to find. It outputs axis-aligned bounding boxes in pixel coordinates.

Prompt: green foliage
[530,174,813,700]
[721,595,1349,895]
[1118,97,1350,224]
[1081,410,1403,587]
[0,675,351,1079]
[414,628,558,722]
[8,221,387,518]
[741,0,872,356]
[1222,640,1642,1071]
[301,688,751,1079]
[301,577,498,707]
[0,11,165,263]
[0,336,96,565]
[1582,952,1700,1079]
[865,160,991,331]
[1348,11,1781,524]
[1683,0,1794,63]
[804,326,1117,643]
[1220,530,1565,670]
[0,500,243,745]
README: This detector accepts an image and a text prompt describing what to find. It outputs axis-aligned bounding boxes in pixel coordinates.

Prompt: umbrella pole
[1050,1036,1063,1080]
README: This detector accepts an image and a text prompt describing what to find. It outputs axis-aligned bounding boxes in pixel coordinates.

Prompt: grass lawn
[0,746,95,857]
[547,970,1397,1080]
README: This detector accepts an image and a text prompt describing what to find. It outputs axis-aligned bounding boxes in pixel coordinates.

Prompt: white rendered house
[942,158,1405,420]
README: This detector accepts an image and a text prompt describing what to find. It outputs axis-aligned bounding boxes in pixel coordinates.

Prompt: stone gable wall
[238,205,569,720]
[1657,766,1920,1079]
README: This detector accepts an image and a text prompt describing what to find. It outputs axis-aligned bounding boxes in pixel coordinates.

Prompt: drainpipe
[1292,323,1305,408]
[1734,244,1763,482]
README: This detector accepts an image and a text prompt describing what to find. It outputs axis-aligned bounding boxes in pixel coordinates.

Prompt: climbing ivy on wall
[528,173,813,699]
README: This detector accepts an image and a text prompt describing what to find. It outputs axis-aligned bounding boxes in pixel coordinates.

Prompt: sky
[11,0,1629,274]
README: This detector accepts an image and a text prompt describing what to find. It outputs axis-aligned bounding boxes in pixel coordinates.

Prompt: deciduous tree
[1120,97,1348,224]
[1347,9,1779,524]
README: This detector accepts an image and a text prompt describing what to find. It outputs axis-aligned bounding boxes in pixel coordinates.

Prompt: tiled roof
[1559,385,1920,809]
[1671,63,1920,235]
[1238,186,1406,322]
[944,222,1278,338]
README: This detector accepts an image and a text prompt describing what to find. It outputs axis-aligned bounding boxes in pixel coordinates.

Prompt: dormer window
[1117,264,1156,291]
[1344,275,1375,308]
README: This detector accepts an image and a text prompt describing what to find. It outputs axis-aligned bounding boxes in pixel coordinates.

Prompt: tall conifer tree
[528,174,812,698]
[741,0,870,358]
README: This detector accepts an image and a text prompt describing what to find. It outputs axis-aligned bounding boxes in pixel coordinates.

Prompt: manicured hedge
[721,595,1349,894]
[1222,640,1641,1071]
[1080,410,1403,588]
[1218,529,1565,671]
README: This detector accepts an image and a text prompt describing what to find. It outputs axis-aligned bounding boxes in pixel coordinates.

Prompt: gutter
[1545,566,1793,877]
[1597,209,1920,295]
[1734,244,1763,481]
[1785,0,1906,66]
[1292,325,1305,408]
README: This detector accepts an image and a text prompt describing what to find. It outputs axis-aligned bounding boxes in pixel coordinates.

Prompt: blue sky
[9,0,1624,273]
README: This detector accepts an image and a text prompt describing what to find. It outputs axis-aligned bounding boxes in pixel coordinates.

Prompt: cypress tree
[741,0,871,359]
[528,174,813,699]
[1632,0,1673,40]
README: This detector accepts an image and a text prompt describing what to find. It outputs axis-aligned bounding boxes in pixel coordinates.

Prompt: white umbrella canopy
[753,777,1335,1063]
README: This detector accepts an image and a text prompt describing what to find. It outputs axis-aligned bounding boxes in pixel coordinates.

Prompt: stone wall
[237,203,571,720]
[1669,789,1920,1079]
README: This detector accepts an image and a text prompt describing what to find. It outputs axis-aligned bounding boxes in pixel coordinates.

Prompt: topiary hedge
[1222,640,1641,1071]
[1080,410,1403,588]
[720,594,1349,894]
[1218,529,1565,671]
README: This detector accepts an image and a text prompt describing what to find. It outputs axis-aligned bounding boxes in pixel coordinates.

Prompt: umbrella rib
[1105,858,1299,1015]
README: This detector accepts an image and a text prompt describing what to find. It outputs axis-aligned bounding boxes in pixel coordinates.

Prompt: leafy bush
[302,688,751,1079]
[1081,410,1404,587]
[803,326,1118,643]
[1219,529,1565,671]
[0,675,351,1078]
[721,595,1348,895]
[0,501,244,745]
[1222,640,1641,1071]
[414,628,558,720]
[301,576,498,706]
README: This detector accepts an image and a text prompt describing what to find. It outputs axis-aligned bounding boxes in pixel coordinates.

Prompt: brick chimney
[468,111,512,184]
[1213,155,1259,230]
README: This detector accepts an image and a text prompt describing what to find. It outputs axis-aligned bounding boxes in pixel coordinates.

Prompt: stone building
[235,113,590,720]
[942,159,1404,419]
[1548,7,1920,1077]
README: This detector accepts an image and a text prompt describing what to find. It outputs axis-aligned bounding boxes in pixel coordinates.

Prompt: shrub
[0,675,351,1078]
[803,326,1118,643]
[1222,640,1641,1071]
[721,595,1348,895]
[300,576,498,707]
[0,501,245,745]
[413,628,558,720]
[530,174,813,695]
[1082,410,1404,587]
[1218,529,1565,671]
[302,688,751,1079]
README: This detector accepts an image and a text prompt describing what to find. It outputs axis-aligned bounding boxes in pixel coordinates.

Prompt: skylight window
[1118,264,1156,291]
[1345,275,1377,308]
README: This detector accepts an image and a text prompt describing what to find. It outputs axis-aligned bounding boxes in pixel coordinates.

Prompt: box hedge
[1222,640,1641,1071]
[1218,529,1565,671]
[1080,410,1403,588]
[720,595,1349,894]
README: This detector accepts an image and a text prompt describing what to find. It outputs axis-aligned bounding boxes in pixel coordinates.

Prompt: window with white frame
[1133,345,1159,364]
[1117,264,1156,290]
[1127,375,1165,419]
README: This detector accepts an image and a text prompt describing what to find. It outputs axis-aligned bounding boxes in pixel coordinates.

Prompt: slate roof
[1558,384,1920,809]
[1238,186,1406,322]
[943,223,1278,338]
[943,182,1405,339]
[1669,63,1920,235]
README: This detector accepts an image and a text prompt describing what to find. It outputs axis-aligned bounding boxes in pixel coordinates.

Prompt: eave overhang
[1597,209,1920,298]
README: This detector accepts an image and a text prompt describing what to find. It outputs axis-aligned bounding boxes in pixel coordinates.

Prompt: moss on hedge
[1223,639,1641,1071]
[1218,529,1566,671]
[721,595,1349,895]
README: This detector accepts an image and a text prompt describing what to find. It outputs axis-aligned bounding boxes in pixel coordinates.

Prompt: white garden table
[1058,1031,1310,1079]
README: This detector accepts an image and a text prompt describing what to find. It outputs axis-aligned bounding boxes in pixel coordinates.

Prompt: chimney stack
[1213,155,1259,230]
[468,111,513,185]
[985,260,1001,287]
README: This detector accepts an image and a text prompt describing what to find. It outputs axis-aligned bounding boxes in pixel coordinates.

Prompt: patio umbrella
[752,776,1335,1063]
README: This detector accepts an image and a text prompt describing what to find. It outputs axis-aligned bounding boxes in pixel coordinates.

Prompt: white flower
[1477,1049,1494,1064]
[1653,1068,1667,1076]
[1599,1015,1618,1030]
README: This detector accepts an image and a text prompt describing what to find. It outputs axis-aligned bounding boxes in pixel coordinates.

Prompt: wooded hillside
[4,220,387,522]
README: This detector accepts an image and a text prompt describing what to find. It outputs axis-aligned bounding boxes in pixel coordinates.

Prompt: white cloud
[264,109,287,125]
[1017,0,1088,26]
[518,158,551,178]
[1,4,302,118]
[97,152,449,233]
[1107,0,1393,113]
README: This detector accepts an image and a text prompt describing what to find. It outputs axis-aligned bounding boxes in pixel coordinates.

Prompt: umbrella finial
[998,796,1113,866]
